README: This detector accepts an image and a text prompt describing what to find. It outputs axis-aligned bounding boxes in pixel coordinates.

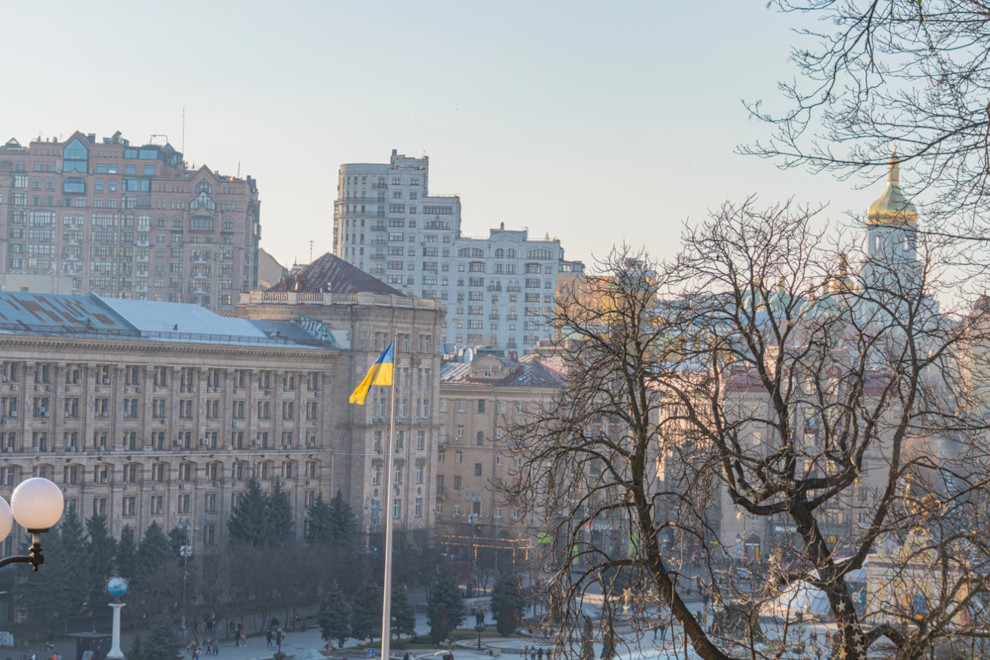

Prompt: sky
[1,1,882,270]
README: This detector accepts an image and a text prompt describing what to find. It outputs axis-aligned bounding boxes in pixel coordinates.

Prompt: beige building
[0,253,443,560]
[238,253,445,534]
[435,352,561,565]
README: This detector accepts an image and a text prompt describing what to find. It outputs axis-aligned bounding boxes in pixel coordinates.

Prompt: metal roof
[0,292,335,350]
[266,252,403,296]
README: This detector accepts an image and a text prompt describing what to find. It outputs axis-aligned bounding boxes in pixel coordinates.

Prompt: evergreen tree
[428,568,464,643]
[391,584,416,639]
[85,513,117,621]
[116,525,138,579]
[137,521,172,573]
[127,634,143,660]
[266,480,294,544]
[326,490,357,548]
[318,581,351,648]
[350,578,382,642]
[20,513,90,629]
[490,572,526,636]
[227,479,269,546]
[143,622,181,660]
[305,493,334,545]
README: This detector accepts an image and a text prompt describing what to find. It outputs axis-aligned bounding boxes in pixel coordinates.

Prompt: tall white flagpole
[380,334,398,660]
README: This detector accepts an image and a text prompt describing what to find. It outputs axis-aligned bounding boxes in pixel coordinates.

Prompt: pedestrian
[523,645,529,658]
[537,648,543,660]
[266,630,272,648]
[657,623,666,645]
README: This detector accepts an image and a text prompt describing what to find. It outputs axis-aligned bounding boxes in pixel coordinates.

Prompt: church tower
[863,150,920,293]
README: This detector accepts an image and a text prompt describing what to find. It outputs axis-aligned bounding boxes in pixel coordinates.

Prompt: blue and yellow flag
[349,342,394,405]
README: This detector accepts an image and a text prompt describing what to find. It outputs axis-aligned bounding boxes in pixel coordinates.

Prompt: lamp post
[0,478,64,571]
[176,518,197,635]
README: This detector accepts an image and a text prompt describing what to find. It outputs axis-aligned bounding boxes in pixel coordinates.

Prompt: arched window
[108,180,117,192]
[507,249,516,258]
[495,248,505,258]
[30,178,41,190]
[195,180,213,194]
[94,181,104,191]
[45,179,55,190]
[476,431,485,446]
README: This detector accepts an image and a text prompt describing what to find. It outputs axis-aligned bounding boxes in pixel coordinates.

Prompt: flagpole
[380,334,398,660]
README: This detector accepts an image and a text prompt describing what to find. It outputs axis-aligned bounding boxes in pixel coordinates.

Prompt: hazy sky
[2,1,882,270]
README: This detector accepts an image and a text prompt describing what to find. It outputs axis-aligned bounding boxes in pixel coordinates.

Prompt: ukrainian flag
[349,342,394,405]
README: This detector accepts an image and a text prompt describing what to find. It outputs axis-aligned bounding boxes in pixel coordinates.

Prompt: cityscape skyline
[2,1,885,273]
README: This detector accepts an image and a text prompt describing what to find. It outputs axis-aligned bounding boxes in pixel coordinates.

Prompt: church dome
[868,150,918,227]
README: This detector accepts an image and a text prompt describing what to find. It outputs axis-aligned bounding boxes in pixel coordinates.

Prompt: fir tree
[305,493,334,545]
[266,479,294,544]
[137,521,172,573]
[85,513,117,621]
[227,479,269,546]
[490,572,526,636]
[116,525,138,579]
[428,568,464,643]
[350,578,382,642]
[318,581,351,648]
[20,513,90,629]
[326,490,357,548]
[143,622,181,660]
[391,583,416,639]
[127,634,143,660]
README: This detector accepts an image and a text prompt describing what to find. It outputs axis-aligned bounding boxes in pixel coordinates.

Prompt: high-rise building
[0,131,260,311]
[333,150,583,354]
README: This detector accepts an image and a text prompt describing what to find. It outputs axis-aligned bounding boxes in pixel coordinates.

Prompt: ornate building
[0,131,260,311]
[435,352,562,566]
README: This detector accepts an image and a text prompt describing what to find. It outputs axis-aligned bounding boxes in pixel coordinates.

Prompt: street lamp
[365,497,383,534]
[176,518,198,633]
[0,478,64,571]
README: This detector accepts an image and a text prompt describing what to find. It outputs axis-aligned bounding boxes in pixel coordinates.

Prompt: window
[474,463,483,477]
[476,431,485,446]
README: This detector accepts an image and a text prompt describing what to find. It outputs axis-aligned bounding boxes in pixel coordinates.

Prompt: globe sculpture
[107,577,128,597]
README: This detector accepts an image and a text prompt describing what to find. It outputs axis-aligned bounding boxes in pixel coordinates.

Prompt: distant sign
[367,650,375,657]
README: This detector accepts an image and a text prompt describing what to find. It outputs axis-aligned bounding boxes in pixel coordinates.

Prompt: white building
[333,150,583,355]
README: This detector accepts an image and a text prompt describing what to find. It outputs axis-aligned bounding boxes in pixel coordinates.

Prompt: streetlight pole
[176,518,197,635]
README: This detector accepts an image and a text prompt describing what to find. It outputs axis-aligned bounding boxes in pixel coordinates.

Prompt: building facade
[238,253,445,535]
[332,150,583,355]
[0,131,260,312]
[435,352,561,565]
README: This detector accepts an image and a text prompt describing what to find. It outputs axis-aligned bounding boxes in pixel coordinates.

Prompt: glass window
[144,165,155,175]
[62,138,88,173]
[63,178,85,194]
[125,165,136,174]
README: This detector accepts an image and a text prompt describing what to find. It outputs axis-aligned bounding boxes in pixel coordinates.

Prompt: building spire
[889,145,900,184]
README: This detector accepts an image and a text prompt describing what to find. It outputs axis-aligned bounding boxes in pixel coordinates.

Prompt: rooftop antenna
[237,161,241,177]
[309,240,314,262]
[181,107,185,155]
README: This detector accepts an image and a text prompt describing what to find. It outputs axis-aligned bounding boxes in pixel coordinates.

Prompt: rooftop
[267,252,403,296]
[0,292,336,350]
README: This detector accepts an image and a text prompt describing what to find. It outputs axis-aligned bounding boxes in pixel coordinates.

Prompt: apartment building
[332,150,583,355]
[0,131,260,311]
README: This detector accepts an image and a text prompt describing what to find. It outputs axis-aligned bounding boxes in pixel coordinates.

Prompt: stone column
[107,602,125,659]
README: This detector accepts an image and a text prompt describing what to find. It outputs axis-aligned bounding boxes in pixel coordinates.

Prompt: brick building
[0,131,260,311]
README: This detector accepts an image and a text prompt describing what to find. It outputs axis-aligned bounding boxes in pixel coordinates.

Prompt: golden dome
[868,149,918,227]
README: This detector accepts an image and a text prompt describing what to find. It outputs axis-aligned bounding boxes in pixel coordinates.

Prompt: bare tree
[508,200,990,660]
[743,1,990,249]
